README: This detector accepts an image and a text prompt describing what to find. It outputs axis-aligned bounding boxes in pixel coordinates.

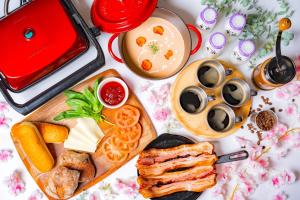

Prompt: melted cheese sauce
[123,17,185,78]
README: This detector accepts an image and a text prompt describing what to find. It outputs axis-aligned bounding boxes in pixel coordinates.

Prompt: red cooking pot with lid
[91,0,202,80]
[91,0,158,33]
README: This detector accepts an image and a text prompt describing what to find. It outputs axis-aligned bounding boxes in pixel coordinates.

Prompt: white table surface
[0,0,299,200]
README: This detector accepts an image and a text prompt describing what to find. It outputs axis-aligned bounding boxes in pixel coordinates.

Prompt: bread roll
[36,123,68,143]
[11,122,54,173]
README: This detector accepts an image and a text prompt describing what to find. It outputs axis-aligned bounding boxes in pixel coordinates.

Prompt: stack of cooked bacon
[136,142,218,198]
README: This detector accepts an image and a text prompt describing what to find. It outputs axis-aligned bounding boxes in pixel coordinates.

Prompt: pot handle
[216,150,249,164]
[108,33,123,63]
[187,24,202,55]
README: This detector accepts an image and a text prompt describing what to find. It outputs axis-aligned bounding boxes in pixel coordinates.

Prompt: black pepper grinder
[252,18,296,90]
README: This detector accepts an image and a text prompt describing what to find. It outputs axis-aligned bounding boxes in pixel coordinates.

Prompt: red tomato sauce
[100,81,125,105]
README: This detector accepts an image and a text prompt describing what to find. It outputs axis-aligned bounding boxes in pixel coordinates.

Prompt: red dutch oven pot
[91,0,202,79]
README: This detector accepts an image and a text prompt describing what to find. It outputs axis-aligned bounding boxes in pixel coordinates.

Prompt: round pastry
[57,150,95,183]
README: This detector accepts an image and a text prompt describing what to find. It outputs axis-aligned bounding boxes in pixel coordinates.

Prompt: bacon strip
[138,142,214,165]
[137,154,217,177]
[139,174,217,198]
[138,165,215,189]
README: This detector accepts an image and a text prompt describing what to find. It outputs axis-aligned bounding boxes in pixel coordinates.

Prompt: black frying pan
[141,133,249,200]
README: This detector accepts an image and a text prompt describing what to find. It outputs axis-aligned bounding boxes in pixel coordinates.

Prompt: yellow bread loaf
[36,123,69,143]
[11,122,54,173]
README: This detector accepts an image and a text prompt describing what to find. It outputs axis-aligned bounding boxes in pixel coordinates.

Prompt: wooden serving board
[10,69,157,199]
[171,59,252,139]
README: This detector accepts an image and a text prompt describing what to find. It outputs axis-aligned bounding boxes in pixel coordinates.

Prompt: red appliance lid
[91,0,158,33]
[0,0,88,91]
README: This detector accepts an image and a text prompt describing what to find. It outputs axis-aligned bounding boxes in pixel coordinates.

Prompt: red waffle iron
[0,0,105,115]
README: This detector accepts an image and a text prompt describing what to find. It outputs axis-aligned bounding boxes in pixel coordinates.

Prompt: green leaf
[83,88,99,112]
[93,79,99,99]
[54,79,105,122]
[54,110,90,121]
[66,99,92,110]
[64,90,87,101]
[259,49,267,57]
[283,40,289,46]
[200,0,207,4]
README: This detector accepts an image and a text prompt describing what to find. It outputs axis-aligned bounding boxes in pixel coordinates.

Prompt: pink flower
[237,172,256,195]
[276,148,289,158]
[153,107,170,121]
[235,136,261,158]
[146,83,171,107]
[275,90,289,99]
[216,163,236,183]
[277,81,300,97]
[283,130,300,149]
[158,83,171,101]
[259,172,268,181]
[148,90,159,105]
[115,178,139,197]
[257,157,269,168]
[265,123,288,140]
[212,182,226,198]
[285,104,296,115]
[0,149,13,162]
[139,81,153,92]
[281,170,296,184]
[5,170,25,196]
[271,170,296,188]
[0,114,11,128]
[272,177,281,187]
[273,191,288,200]
[232,191,246,200]
[116,179,125,190]
[217,173,229,182]
[28,190,43,200]
[285,81,300,96]
[89,191,101,200]
[0,102,9,112]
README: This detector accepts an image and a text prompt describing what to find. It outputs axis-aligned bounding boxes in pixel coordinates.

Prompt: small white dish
[97,77,129,109]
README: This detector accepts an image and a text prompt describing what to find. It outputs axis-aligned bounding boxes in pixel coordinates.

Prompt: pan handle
[4,0,9,17]
[187,24,202,55]
[3,0,29,17]
[216,150,249,164]
[108,33,123,63]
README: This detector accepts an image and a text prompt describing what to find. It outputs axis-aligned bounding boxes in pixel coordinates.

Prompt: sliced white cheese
[69,126,95,145]
[84,118,105,139]
[64,135,97,153]
[63,118,105,153]
[77,118,101,142]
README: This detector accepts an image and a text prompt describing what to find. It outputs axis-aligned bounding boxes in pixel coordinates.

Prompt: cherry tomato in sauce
[100,81,125,106]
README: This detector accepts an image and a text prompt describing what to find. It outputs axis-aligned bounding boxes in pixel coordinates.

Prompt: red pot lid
[91,0,158,33]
